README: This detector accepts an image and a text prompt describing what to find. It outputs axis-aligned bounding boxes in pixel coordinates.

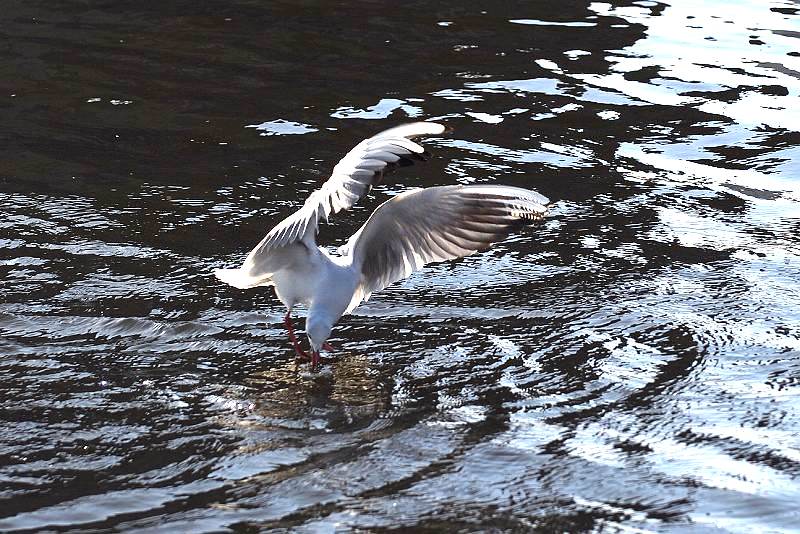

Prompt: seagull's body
[215,122,549,368]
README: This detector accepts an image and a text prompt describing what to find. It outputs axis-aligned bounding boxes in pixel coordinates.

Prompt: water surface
[1,1,799,531]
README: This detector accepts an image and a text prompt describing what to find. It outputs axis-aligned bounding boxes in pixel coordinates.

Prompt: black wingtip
[396,156,416,168]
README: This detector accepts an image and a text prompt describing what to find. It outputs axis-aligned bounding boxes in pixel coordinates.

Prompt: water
[1,1,799,531]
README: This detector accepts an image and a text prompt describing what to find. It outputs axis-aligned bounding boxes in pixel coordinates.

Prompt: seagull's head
[306,315,333,353]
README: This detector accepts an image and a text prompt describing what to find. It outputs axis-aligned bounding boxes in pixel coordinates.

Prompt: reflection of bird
[216,122,549,369]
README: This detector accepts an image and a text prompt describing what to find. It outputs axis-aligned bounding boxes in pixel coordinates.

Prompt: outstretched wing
[342,184,549,306]
[214,122,447,289]
[251,121,448,254]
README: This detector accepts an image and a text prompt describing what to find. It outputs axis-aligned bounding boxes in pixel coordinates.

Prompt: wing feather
[343,185,549,303]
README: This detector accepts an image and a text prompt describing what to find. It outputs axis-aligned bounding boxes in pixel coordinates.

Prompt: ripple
[331,98,424,120]
[509,19,597,27]
[245,119,319,136]
[2,0,800,531]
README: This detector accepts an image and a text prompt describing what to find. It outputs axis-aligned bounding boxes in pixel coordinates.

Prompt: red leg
[284,310,309,361]
[322,342,335,352]
[311,350,321,370]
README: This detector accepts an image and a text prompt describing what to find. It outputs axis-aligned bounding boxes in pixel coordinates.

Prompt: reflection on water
[1,0,799,531]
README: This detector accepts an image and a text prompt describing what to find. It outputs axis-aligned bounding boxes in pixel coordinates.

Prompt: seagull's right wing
[342,184,550,308]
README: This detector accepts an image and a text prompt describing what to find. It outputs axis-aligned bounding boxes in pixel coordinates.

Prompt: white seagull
[215,122,549,368]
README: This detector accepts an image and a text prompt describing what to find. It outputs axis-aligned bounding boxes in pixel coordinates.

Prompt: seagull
[215,122,549,369]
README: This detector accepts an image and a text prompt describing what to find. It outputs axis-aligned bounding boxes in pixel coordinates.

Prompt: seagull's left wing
[342,184,550,308]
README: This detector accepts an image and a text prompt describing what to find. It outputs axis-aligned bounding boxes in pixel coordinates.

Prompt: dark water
[2,1,800,531]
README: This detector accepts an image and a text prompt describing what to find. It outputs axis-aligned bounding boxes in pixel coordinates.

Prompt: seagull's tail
[214,268,273,290]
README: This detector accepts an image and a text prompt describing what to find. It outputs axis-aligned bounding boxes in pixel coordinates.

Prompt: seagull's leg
[311,350,321,370]
[283,310,309,361]
[322,342,335,352]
